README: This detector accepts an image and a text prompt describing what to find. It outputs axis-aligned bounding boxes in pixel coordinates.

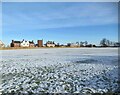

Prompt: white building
[46,44,55,47]
[67,42,80,47]
[0,40,5,48]
[46,41,55,47]
[70,43,79,47]
[20,40,30,47]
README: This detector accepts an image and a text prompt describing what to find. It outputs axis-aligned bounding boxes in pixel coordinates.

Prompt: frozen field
[0,48,119,94]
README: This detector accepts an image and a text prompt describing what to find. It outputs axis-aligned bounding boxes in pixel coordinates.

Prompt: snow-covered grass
[0,48,119,94]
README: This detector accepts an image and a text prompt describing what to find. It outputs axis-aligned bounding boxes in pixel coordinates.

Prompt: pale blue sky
[2,2,118,45]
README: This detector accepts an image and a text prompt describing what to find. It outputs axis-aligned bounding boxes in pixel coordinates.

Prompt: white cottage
[46,41,55,47]
[70,43,79,47]
[20,39,29,47]
[67,42,79,47]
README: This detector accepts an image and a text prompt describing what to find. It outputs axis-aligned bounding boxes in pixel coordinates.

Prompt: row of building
[0,39,120,48]
[10,39,57,48]
[11,39,43,47]
[0,39,56,48]
[0,39,97,48]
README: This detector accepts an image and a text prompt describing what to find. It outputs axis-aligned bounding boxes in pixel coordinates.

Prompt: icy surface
[0,48,119,94]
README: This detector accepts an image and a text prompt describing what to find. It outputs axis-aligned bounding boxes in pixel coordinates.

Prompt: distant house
[46,41,55,47]
[20,40,29,47]
[67,42,79,47]
[0,40,5,48]
[11,40,21,47]
[29,41,35,47]
[11,39,35,47]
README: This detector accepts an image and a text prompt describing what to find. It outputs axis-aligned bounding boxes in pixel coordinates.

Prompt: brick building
[37,40,43,47]
[11,40,20,47]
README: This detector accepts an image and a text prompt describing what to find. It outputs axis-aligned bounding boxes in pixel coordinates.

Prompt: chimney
[12,40,14,43]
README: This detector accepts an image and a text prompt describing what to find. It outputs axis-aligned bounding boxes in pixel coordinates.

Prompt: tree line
[66,38,120,47]
[100,38,120,47]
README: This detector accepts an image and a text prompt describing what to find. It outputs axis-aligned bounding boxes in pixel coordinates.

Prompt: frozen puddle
[0,48,119,94]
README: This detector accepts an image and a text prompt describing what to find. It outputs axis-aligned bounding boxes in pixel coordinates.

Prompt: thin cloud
[3,2,118,31]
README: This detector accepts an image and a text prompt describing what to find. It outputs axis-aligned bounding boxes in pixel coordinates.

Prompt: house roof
[14,41,21,43]
[29,41,34,44]
[46,41,55,44]
[12,40,34,44]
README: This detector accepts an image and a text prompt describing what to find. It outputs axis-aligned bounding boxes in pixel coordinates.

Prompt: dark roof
[29,41,34,44]
[14,41,21,43]
[46,41,55,44]
[12,40,34,44]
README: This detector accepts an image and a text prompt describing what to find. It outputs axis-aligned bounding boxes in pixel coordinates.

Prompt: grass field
[0,48,119,94]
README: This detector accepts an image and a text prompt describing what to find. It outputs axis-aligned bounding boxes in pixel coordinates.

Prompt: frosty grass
[0,48,118,94]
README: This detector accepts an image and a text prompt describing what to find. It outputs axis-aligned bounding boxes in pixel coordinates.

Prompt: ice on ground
[0,48,119,94]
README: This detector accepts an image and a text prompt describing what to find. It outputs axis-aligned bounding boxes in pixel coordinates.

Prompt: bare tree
[84,41,88,46]
[80,41,84,47]
[100,38,110,47]
[76,42,79,45]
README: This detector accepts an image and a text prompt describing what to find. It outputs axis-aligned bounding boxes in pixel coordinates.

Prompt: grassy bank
[0,46,118,50]
[0,47,80,50]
